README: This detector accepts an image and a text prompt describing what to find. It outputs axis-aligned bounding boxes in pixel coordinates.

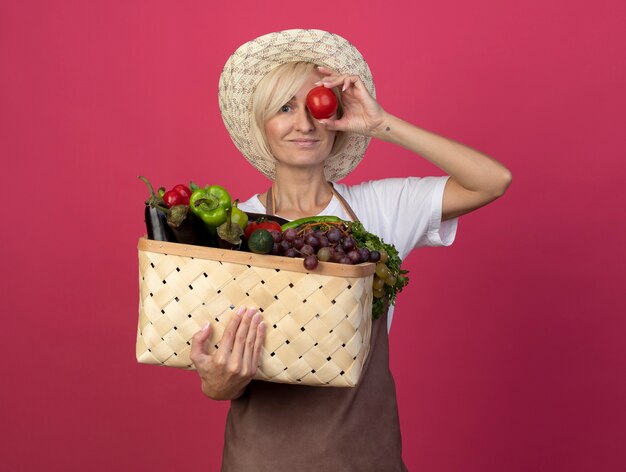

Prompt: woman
[190,29,511,471]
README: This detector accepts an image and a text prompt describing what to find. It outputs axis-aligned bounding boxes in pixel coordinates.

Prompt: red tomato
[244,218,282,239]
[306,86,338,119]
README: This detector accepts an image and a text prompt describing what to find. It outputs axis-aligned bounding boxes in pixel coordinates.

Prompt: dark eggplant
[244,212,289,226]
[187,211,217,247]
[144,205,176,242]
[163,204,198,245]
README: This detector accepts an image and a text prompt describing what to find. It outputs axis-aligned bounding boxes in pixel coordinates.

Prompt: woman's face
[264,71,337,175]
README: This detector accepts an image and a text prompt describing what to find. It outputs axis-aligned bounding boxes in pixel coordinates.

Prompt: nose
[294,106,315,132]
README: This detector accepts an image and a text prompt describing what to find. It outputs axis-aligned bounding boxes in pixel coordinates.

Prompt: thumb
[320,117,359,135]
[317,118,341,130]
[190,322,212,360]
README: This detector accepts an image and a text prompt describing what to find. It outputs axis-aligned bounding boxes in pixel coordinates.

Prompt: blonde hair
[250,61,347,169]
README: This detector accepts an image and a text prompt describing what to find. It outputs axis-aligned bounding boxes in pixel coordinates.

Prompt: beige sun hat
[218,29,375,182]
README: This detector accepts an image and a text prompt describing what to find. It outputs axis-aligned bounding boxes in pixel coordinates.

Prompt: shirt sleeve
[336,177,458,259]
[237,194,265,213]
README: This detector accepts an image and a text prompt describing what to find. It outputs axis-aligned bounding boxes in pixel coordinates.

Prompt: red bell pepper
[162,184,192,208]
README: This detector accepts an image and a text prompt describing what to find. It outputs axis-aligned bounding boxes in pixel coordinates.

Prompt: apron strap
[266,183,359,222]
[329,183,360,222]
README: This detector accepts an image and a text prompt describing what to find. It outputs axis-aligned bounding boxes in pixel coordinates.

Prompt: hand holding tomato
[313,66,386,137]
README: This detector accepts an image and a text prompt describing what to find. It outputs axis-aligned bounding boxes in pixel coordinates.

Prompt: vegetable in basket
[162,184,192,208]
[138,176,176,242]
[244,217,282,239]
[139,176,198,244]
[216,207,244,249]
[230,200,249,231]
[280,215,343,231]
[189,184,232,228]
[247,229,274,254]
[144,201,176,242]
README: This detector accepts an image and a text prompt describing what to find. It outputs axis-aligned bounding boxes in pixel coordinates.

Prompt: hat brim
[218,29,375,182]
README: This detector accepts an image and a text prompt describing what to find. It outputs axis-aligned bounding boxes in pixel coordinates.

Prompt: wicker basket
[136,237,375,387]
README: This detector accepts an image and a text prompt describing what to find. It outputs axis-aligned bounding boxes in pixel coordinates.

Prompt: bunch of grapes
[269,223,400,299]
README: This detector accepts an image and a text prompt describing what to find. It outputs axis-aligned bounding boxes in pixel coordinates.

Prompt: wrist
[370,112,397,141]
[201,380,247,401]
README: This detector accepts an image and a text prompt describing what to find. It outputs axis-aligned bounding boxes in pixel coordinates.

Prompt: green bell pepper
[230,200,249,231]
[189,185,232,227]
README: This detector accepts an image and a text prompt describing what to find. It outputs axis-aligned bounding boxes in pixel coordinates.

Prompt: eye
[279,104,292,113]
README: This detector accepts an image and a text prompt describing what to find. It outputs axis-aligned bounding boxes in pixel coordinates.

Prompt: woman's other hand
[316,66,511,221]
[189,306,265,400]
[315,66,387,136]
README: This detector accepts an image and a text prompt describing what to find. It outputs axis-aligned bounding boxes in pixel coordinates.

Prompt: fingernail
[314,81,322,86]
[342,84,347,92]
[237,306,246,315]
[247,307,257,317]
[253,313,263,323]
[202,322,210,331]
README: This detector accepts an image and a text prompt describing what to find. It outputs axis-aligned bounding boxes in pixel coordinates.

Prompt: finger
[314,78,339,89]
[242,313,263,372]
[250,319,266,371]
[341,75,362,92]
[218,306,246,352]
[314,71,347,88]
[316,65,339,77]
[315,74,359,93]
[230,307,257,361]
[317,118,340,130]
[190,322,211,362]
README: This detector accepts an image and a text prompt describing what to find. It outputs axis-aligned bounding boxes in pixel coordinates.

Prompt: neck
[271,170,333,219]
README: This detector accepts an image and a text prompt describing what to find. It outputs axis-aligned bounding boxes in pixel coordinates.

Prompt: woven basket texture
[136,238,374,387]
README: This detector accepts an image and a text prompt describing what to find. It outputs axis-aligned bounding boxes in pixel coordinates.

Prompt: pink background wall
[2,1,625,470]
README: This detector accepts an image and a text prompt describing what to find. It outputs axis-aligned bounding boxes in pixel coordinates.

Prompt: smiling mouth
[289,139,320,148]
